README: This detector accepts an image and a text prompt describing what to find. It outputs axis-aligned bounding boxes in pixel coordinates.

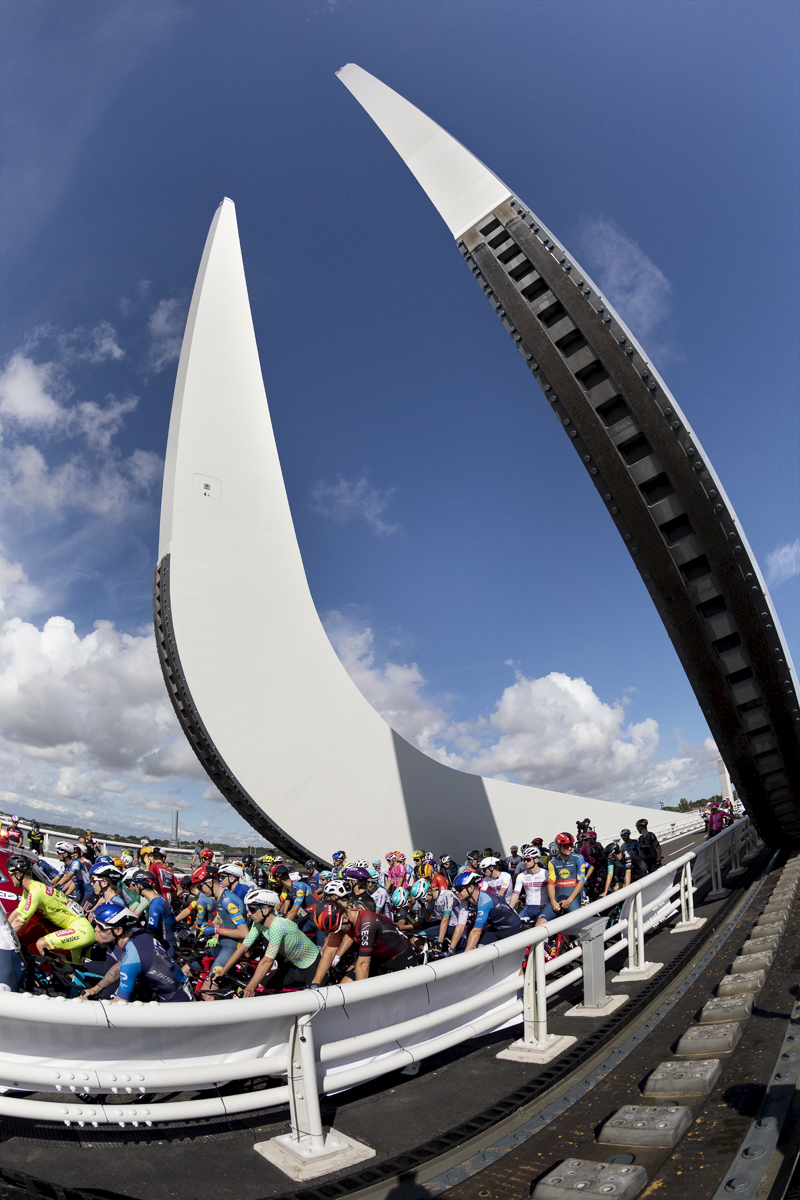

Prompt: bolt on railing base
[254,1128,375,1181]
[497,1034,576,1064]
[707,888,731,901]
[612,961,663,983]
[671,916,707,934]
[564,994,629,1018]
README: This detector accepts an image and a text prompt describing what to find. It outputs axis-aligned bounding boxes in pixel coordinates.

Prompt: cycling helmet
[315,903,344,933]
[271,865,290,881]
[352,859,369,869]
[620,828,631,838]
[92,855,114,867]
[412,849,425,861]
[453,870,481,889]
[242,855,255,867]
[323,879,353,899]
[367,867,379,880]
[101,907,141,935]
[10,815,19,823]
[395,852,406,862]
[480,856,500,870]
[385,851,397,862]
[93,901,127,927]
[191,864,217,885]
[467,850,480,862]
[555,833,574,847]
[122,866,140,883]
[273,856,284,863]
[410,879,430,899]
[584,829,598,841]
[372,857,381,867]
[131,870,157,888]
[635,819,649,827]
[606,841,621,856]
[179,874,192,889]
[244,887,280,910]
[55,840,74,854]
[440,854,454,866]
[91,863,122,883]
[140,837,148,845]
[342,866,370,882]
[520,844,534,857]
[532,837,544,847]
[305,859,318,871]
[319,870,332,881]
[200,847,214,861]
[6,854,30,877]
[219,862,243,878]
[121,853,133,866]
[392,887,409,906]
[332,851,346,862]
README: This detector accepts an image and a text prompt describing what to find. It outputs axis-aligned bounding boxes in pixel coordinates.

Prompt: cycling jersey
[150,863,176,900]
[480,871,513,902]
[371,885,392,916]
[290,880,314,911]
[708,810,727,834]
[232,880,250,902]
[13,881,95,961]
[6,827,22,847]
[345,910,412,960]
[471,891,522,939]
[216,889,246,932]
[637,831,660,864]
[431,887,457,927]
[620,849,649,881]
[63,857,92,904]
[514,868,547,907]
[145,894,177,947]
[386,864,406,891]
[242,916,318,968]
[27,831,44,854]
[193,892,216,924]
[621,838,640,856]
[547,853,587,900]
[117,931,188,1002]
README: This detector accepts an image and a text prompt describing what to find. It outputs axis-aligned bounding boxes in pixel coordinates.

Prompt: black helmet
[132,870,157,888]
[6,854,30,876]
[305,859,317,871]
[620,828,631,838]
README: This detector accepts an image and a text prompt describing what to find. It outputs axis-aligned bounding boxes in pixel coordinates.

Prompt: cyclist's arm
[81,962,121,999]
[624,869,632,888]
[215,923,260,977]
[112,943,141,1003]
[601,863,614,897]
[312,930,346,985]
[9,887,39,932]
[465,895,491,952]
[175,901,195,923]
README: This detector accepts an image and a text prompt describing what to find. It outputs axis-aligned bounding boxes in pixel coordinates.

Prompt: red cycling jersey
[329,910,411,960]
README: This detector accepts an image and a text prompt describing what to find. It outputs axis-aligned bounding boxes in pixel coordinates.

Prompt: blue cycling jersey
[117,932,188,1001]
[145,894,177,946]
[291,881,313,908]
[216,888,246,932]
[66,858,91,902]
[232,881,249,902]
[472,891,522,938]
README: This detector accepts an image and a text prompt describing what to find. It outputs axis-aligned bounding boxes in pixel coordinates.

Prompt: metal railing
[0,819,760,1157]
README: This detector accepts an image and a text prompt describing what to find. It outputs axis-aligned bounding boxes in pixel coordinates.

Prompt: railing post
[612,888,663,981]
[564,918,628,1018]
[497,938,576,1064]
[708,836,729,901]
[672,857,706,933]
[255,1013,375,1181]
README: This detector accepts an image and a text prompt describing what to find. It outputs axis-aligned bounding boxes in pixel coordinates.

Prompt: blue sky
[0,0,797,845]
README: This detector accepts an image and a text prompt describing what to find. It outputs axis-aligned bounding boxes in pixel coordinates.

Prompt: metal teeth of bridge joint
[643,1059,722,1096]
[597,1103,692,1148]
[675,1021,742,1057]
[532,1157,647,1200]
[699,994,754,1024]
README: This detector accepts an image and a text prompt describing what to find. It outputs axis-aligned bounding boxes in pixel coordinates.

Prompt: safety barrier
[0,819,760,1166]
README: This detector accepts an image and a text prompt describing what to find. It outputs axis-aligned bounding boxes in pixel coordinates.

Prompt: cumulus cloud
[327,619,718,804]
[577,217,671,341]
[0,550,44,618]
[311,475,400,536]
[765,539,800,589]
[147,297,188,372]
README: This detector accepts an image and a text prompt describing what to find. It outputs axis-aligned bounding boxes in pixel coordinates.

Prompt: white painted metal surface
[157,197,657,862]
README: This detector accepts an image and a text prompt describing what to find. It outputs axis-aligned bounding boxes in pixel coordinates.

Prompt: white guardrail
[0,816,762,1163]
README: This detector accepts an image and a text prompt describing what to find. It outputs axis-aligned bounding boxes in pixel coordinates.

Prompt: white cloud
[147,297,188,372]
[327,618,718,804]
[577,217,671,341]
[765,539,800,589]
[0,551,44,618]
[0,352,63,427]
[100,780,126,793]
[311,475,400,536]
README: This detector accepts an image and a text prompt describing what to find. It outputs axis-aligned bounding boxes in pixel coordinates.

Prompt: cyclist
[580,832,607,901]
[176,865,217,928]
[438,854,457,886]
[284,870,316,928]
[421,876,458,948]
[312,884,417,983]
[480,857,514,902]
[635,819,662,872]
[77,900,132,999]
[129,870,177,949]
[27,822,44,856]
[509,848,548,920]
[707,802,731,839]
[6,817,23,849]
[149,849,177,900]
[217,861,249,902]
[138,838,154,867]
[460,850,482,876]
[0,905,24,992]
[506,846,523,879]
[199,864,248,972]
[330,850,348,879]
[191,840,206,868]
[449,869,522,952]
[366,868,391,915]
[101,908,191,1003]
[87,862,125,915]
[620,828,640,857]
[386,853,407,892]
[6,854,95,961]
[536,833,586,925]
[412,850,433,882]
[53,842,92,907]
[213,888,320,995]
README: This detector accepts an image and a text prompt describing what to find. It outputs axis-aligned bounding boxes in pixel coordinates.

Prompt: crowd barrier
[0,815,762,1169]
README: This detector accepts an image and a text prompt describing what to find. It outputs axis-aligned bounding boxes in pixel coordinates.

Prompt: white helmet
[352,859,369,869]
[121,853,133,866]
[244,887,279,910]
[122,867,139,883]
[55,840,74,854]
[323,879,353,899]
[480,856,500,870]
[219,862,243,878]
[10,815,19,823]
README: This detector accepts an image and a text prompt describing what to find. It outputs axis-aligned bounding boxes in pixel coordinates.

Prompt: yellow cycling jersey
[14,880,86,930]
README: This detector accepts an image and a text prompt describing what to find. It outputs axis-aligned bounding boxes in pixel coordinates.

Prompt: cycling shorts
[42,918,95,963]
[266,955,319,991]
[211,937,240,970]
[537,897,581,922]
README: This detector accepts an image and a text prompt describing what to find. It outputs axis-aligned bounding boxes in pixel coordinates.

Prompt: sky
[0,0,797,847]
